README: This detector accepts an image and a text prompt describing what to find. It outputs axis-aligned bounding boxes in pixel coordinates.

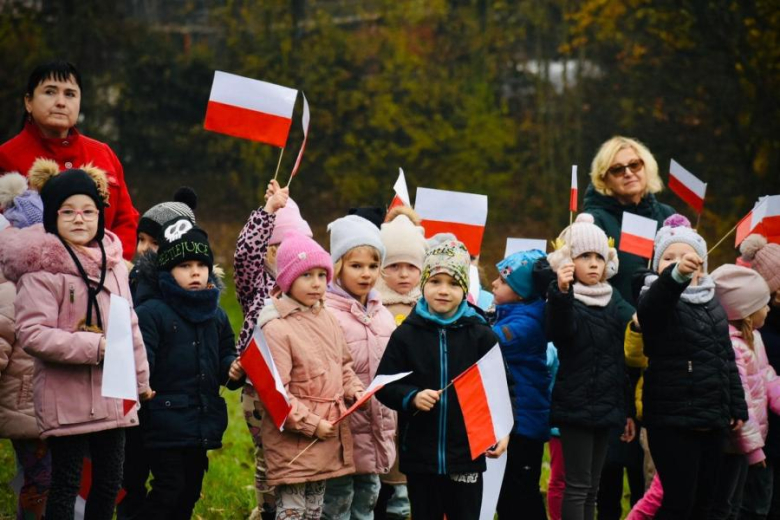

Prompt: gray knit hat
[652,214,708,272]
[328,214,386,263]
[138,187,197,242]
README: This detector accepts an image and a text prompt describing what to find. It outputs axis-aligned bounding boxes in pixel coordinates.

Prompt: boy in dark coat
[135,217,245,519]
[376,239,506,520]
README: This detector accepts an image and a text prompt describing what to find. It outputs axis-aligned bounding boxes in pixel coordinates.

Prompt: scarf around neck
[640,272,716,304]
[159,272,220,323]
[572,281,613,307]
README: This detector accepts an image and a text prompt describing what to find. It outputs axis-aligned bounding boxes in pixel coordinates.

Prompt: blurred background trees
[1,0,778,269]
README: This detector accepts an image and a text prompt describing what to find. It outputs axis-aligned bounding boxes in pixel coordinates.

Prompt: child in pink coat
[323,215,397,520]
[0,159,151,520]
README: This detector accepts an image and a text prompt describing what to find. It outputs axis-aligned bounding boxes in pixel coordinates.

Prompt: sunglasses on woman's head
[606,159,644,177]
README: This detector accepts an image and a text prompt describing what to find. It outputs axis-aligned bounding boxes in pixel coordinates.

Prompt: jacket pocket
[203,394,229,443]
[17,374,32,408]
[144,394,196,443]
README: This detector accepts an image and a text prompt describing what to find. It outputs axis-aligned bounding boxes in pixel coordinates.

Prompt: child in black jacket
[376,239,506,520]
[135,218,245,519]
[636,215,747,519]
[545,213,634,520]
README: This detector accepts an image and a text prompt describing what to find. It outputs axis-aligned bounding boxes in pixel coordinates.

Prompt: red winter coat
[0,123,139,260]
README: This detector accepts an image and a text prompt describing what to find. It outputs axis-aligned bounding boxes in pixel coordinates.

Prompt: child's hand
[677,252,703,276]
[263,180,289,214]
[621,418,636,442]
[353,390,370,410]
[631,313,641,331]
[315,419,336,440]
[228,359,245,381]
[413,389,441,412]
[753,459,768,468]
[98,337,107,362]
[731,418,744,431]
[486,435,510,458]
[139,389,156,401]
[557,262,575,292]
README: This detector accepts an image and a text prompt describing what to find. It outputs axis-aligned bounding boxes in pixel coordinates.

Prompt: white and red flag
[415,187,488,257]
[735,195,780,246]
[289,93,310,179]
[669,159,707,214]
[335,371,412,423]
[204,71,297,147]
[75,457,126,519]
[619,213,659,259]
[452,345,513,460]
[570,165,578,212]
[388,168,411,211]
[240,325,292,431]
[505,238,548,258]
[101,294,137,416]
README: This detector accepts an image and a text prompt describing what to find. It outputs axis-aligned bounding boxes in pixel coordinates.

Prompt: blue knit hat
[0,172,43,229]
[496,249,546,300]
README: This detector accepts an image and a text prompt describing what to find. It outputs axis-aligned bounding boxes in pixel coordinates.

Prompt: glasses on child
[605,159,644,177]
[57,208,99,222]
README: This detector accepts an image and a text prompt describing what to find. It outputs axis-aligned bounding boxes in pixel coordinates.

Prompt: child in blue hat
[490,249,551,520]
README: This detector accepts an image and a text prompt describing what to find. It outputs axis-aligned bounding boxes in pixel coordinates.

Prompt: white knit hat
[547,213,619,281]
[380,215,426,269]
[328,214,386,263]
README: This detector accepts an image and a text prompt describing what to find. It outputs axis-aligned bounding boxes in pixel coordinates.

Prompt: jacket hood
[326,283,383,314]
[0,224,123,283]
[257,294,323,329]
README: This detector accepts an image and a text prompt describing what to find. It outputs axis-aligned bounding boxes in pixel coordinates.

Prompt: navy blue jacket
[135,259,242,450]
[492,299,551,441]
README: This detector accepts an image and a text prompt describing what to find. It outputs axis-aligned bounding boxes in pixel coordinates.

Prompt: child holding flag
[257,231,365,520]
[545,213,634,520]
[322,215,397,520]
[375,239,507,520]
[373,207,427,520]
[490,249,551,519]
[0,159,151,520]
[234,179,311,520]
[635,215,747,518]
[134,217,244,518]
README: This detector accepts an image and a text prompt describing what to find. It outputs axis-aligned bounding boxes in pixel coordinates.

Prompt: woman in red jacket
[0,60,139,260]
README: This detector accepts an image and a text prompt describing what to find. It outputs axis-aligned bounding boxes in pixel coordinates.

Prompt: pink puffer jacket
[326,286,397,475]
[729,326,780,464]
[0,266,38,439]
[0,224,150,439]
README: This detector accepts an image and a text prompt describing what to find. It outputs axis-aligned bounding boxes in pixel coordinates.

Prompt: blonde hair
[731,317,755,350]
[589,136,664,197]
[333,245,382,279]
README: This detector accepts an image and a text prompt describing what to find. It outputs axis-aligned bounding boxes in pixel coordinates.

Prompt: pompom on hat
[652,214,708,272]
[275,231,333,293]
[0,172,43,229]
[740,234,780,293]
[547,213,619,281]
[138,186,198,242]
[711,264,771,321]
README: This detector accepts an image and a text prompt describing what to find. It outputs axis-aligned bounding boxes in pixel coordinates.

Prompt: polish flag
[290,93,310,179]
[619,213,659,259]
[415,187,488,256]
[204,71,297,147]
[669,159,707,214]
[74,457,126,519]
[735,195,780,246]
[505,238,548,258]
[453,345,514,460]
[334,372,412,424]
[101,294,138,416]
[240,325,292,431]
[570,165,578,212]
[388,168,411,211]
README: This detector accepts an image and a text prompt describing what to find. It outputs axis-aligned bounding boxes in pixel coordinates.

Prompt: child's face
[265,244,279,274]
[56,194,98,246]
[491,275,522,305]
[573,252,605,286]
[751,305,770,330]
[289,267,328,307]
[423,273,464,318]
[136,231,159,256]
[382,262,421,295]
[657,243,701,277]
[339,248,380,304]
[171,260,209,290]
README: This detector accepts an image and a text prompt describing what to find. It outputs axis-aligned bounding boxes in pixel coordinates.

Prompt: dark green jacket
[583,184,676,310]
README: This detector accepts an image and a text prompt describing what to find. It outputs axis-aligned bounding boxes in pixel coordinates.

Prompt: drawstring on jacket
[57,236,107,332]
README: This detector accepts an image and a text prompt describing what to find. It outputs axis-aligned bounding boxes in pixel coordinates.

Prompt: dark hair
[25,60,83,97]
[21,60,82,129]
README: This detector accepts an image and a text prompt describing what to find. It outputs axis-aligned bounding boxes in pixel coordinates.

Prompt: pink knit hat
[740,234,780,294]
[711,264,770,321]
[275,231,333,293]
[269,198,313,246]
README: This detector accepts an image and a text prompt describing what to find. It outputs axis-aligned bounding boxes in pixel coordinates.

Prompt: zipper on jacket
[438,328,448,475]
[69,286,75,303]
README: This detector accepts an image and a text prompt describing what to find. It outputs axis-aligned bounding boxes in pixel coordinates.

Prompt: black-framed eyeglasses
[606,159,644,177]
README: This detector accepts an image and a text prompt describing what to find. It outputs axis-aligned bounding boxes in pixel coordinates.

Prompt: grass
[0,274,632,518]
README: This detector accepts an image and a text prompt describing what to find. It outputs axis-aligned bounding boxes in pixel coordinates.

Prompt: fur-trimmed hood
[0,224,123,283]
[374,276,421,307]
